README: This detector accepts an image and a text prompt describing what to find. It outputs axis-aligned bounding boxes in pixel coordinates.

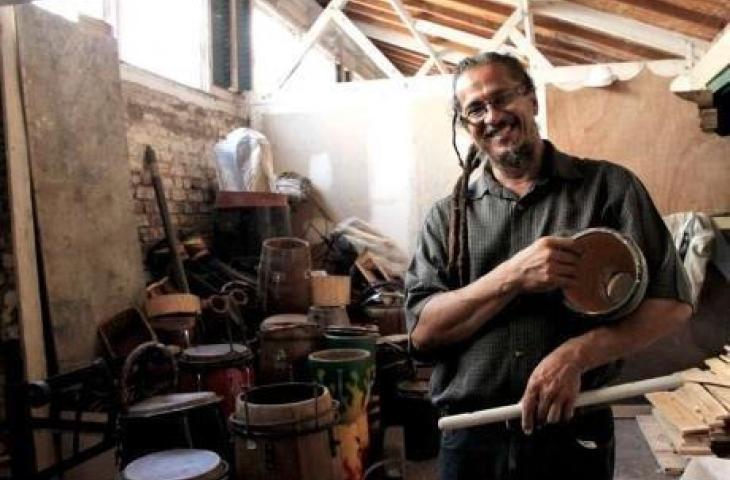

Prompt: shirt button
[514,350,524,359]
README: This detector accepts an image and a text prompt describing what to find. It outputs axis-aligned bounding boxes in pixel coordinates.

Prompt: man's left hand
[520,348,582,434]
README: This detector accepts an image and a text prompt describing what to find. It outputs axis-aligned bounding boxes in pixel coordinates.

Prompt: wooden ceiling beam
[388,0,449,73]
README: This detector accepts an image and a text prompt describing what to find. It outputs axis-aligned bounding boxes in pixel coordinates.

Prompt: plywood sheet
[16,6,144,371]
[547,70,730,215]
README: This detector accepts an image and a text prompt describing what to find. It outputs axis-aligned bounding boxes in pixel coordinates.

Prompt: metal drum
[563,228,648,323]
[179,343,255,417]
[231,383,340,480]
[258,237,312,315]
[122,449,229,480]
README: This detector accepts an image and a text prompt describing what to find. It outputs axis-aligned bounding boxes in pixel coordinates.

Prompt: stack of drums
[122,449,229,480]
[258,237,312,315]
[309,348,375,480]
[178,343,255,417]
[146,294,201,349]
[230,383,340,480]
[258,315,322,384]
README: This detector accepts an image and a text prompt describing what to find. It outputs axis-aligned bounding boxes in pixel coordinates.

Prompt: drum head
[563,228,646,318]
[123,449,225,480]
[182,343,251,363]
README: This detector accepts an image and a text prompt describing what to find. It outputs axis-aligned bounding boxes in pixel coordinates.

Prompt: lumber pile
[644,347,730,464]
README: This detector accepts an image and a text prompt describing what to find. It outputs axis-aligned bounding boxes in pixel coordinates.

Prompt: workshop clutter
[101,151,424,480]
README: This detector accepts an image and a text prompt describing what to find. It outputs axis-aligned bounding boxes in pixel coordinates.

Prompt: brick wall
[121,66,248,251]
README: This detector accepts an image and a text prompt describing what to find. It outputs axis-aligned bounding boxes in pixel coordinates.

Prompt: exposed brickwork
[121,79,247,251]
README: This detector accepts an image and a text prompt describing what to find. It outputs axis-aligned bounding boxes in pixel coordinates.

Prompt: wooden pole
[439,373,684,431]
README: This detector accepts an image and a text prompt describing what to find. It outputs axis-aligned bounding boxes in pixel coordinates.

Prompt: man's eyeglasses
[460,85,530,125]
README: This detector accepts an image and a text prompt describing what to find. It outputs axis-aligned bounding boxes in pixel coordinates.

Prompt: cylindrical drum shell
[258,322,322,384]
[309,348,374,425]
[258,237,312,315]
[231,383,340,480]
[396,380,440,461]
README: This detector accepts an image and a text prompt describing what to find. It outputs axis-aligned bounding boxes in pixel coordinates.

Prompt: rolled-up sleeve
[616,171,692,305]
[405,202,454,352]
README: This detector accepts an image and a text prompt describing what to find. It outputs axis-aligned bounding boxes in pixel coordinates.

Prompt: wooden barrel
[257,237,312,315]
[258,321,322,384]
[213,192,292,268]
[122,449,228,480]
[563,228,648,323]
[364,305,406,336]
[231,383,340,480]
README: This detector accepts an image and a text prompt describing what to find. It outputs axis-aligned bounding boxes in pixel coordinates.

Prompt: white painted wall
[251,75,466,254]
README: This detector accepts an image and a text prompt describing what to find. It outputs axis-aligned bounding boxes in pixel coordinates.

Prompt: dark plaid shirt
[405,141,692,413]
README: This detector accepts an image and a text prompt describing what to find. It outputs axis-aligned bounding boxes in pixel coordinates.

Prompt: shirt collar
[469,140,583,199]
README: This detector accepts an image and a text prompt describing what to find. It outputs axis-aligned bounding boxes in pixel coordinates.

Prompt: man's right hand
[506,236,582,293]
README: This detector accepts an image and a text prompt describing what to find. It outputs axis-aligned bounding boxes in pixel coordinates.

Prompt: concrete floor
[405,418,671,480]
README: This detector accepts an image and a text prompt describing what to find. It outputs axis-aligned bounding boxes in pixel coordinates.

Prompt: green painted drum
[308,348,374,425]
[323,326,378,357]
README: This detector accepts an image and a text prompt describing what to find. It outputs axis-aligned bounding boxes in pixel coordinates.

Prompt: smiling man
[405,52,692,480]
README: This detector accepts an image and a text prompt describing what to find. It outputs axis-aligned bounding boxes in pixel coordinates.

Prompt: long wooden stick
[438,373,684,431]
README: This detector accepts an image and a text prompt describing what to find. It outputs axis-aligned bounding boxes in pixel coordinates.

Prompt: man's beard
[491,140,536,170]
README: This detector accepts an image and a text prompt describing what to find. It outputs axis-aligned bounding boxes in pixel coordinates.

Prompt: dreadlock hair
[448,52,535,286]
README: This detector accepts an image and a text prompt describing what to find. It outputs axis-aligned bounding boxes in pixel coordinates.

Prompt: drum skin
[562,228,648,323]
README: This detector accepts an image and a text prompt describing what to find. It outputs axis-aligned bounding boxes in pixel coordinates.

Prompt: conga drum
[122,449,229,480]
[395,380,440,461]
[231,383,340,480]
[563,228,648,323]
[259,320,322,384]
[179,343,255,417]
[309,348,375,480]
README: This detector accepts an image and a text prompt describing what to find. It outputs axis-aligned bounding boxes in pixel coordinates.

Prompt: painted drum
[563,228,648,322]
[308,348,375,425]
[323,326,379,358]
[122,449,228,480]
[179,343,255,417]
[230,383,340,480]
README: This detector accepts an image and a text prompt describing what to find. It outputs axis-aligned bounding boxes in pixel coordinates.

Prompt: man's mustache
[484,115,518,138]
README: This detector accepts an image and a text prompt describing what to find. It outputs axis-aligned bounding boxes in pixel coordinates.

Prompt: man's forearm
[555,298,693,375]
[411,261,520,351]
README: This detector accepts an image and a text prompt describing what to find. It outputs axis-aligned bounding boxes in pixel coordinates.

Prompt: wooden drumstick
[438,373,684,431]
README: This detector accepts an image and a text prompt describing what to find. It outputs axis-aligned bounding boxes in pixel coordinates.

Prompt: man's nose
[483,106,506,126]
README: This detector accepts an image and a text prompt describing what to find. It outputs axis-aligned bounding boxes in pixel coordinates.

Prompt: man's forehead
[455,63,519,99]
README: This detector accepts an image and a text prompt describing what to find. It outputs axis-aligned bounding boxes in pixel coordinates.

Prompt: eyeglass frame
[459,84,532,126]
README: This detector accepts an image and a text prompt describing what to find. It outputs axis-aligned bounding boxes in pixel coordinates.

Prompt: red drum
[179,343,254,417]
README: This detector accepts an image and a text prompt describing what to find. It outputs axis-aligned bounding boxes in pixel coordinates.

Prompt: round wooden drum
[122,449,229,480]
[563,228,648,322]
[179,343,254,417]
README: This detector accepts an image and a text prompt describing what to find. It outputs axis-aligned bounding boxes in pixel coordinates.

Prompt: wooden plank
[16,5,144,372]
[705,358,730,378]
[652,409,712,456]
[547,70,730,215]
[674,383,729,428]
[0,4,45,381]
[706,385,730,412]
[636,414,688,476]
[682,369,730,388]
[331,9,404,79]
[645,391,709,435]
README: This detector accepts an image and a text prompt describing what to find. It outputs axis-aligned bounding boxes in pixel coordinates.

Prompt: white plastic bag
[214,128,276,192]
